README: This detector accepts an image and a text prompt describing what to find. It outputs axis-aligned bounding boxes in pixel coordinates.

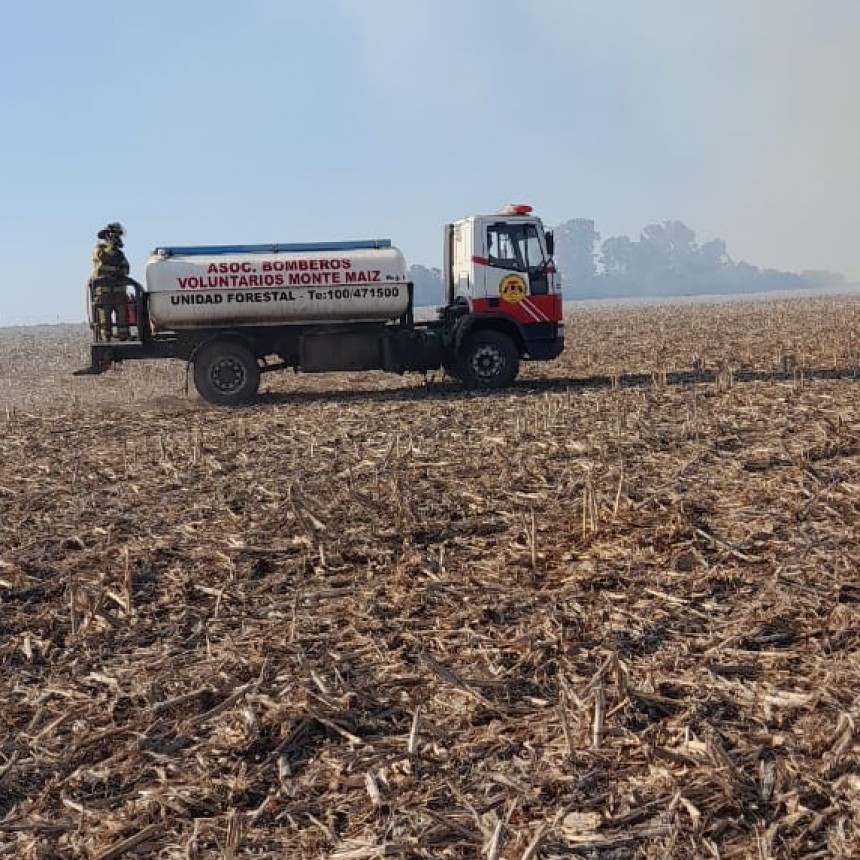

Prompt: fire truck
[81,205,564,404]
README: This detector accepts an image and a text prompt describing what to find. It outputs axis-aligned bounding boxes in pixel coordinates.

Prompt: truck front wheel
[193,341,261,406]
[461,330,520,389]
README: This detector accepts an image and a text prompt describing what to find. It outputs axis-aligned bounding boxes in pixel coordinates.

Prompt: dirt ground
[1,297,858,858]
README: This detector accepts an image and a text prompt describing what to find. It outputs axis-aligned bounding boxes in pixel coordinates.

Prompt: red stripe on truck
[471,294,562,325]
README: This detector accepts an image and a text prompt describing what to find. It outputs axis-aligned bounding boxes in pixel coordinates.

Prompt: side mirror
[545,230,555,257]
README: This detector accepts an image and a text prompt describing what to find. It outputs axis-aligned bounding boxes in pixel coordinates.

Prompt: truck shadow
[256,364,860,407]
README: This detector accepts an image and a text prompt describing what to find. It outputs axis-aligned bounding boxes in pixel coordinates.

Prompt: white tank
[144,240,410,330]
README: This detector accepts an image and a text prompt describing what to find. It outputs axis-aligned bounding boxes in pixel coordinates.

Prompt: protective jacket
[91,241,129,291]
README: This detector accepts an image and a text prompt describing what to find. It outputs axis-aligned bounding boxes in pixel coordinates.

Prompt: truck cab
[442,204,564,366]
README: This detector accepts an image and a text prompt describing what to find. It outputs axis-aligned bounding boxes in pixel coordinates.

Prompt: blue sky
[1,0,858,324]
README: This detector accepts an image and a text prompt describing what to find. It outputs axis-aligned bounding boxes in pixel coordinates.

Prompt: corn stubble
[0,297,858,858]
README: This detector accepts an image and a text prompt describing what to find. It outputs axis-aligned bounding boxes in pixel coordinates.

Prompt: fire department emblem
[499,274,527,303]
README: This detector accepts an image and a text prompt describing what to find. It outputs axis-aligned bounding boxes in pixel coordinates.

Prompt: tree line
[553,218,844,299]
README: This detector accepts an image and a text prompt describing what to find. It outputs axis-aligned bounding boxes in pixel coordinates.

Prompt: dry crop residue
[1,296,859,858]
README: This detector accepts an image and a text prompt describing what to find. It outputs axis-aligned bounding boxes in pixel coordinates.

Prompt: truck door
[484,221,551,298]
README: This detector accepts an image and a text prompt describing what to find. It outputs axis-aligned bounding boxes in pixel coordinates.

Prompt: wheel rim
[470,344,504,380]
[209,357,247,394]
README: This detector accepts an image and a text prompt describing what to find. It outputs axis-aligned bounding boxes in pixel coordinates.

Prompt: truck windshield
[487,224,547,272]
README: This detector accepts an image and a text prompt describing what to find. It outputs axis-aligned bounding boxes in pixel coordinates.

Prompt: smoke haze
[338,0,860,278]
[0,0,858,323]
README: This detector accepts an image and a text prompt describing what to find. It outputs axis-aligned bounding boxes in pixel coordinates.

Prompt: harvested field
[1,295,859,859]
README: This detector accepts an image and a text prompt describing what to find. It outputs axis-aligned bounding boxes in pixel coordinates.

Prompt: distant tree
[647,221,697,259]
[408,264,443,307]
[634,221,698,284]
[553,219,600,289]
[599,235,636,278]
[798,269,846,288]
[698,237,730,269]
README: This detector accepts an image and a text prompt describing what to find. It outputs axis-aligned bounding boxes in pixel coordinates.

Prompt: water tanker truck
[80,205,564,405]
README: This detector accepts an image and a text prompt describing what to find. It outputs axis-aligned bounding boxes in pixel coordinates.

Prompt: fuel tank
[144,239,409,330]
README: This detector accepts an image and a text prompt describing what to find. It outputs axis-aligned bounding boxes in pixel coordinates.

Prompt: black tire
[461,330,520,389]
[193,340,261,406]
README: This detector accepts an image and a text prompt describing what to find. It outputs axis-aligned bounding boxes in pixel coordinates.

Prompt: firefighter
[90,222,130,341]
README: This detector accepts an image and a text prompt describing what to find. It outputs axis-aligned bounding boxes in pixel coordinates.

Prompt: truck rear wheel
[461,330,520,389]
[193,341,261,406]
